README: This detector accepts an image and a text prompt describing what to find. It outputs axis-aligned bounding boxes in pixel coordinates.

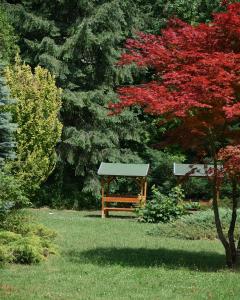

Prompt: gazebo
[98,163,150,218]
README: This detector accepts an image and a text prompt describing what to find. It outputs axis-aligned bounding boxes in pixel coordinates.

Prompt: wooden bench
[102,195,146,216]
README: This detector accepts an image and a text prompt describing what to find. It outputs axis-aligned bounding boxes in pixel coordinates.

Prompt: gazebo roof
[98,163,149,177]
[173,163,223,177]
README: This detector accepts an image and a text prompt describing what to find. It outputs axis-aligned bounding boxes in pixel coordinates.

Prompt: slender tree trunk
[211,159,232,266]
[227,179,238,267]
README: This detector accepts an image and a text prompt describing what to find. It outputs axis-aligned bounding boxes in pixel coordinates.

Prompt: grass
[0,209,240,300]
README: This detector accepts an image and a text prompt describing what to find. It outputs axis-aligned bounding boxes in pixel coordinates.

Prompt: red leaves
[218,146,240,178]
[111,4,240,157]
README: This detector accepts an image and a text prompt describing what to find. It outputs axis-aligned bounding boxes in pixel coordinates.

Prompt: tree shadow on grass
[67,247,226,272]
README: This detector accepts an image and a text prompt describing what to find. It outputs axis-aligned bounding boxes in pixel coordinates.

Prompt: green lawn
[0,209,239,300]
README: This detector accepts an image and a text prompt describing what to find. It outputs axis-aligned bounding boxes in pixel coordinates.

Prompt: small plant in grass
[183,201,201,211]
[136,185,185,223]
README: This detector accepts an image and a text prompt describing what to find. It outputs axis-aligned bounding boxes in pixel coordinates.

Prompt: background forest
[0,0,230,210]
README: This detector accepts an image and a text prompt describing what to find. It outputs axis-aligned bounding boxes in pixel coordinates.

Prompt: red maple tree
[112,3,240,268]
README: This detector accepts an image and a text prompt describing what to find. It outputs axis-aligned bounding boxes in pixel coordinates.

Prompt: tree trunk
[211,159,232,267]
[227,179,238,267]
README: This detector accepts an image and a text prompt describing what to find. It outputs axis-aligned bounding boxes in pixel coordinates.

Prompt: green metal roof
[98,163,149,177]
[173,163,223,177]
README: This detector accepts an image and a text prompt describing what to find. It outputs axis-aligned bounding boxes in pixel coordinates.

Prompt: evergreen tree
[4,0,145,203]
[139,0,223,33]
[0,5,18,62]
[0,64,16,165]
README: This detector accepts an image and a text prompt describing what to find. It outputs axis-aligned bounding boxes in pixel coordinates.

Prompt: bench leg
[102,209,109,218]
[102,210,105,218]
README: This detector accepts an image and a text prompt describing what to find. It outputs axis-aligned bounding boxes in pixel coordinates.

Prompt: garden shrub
[5,57,62,196]
[10,237,44,264]
[0,225,57,264]
[0,244,13,263]
[0,171,29,222]
[0,208,57,264]
[136,185,185,223]
[0,231,57,264]
[0,209,33,234]
[148,208,240,240]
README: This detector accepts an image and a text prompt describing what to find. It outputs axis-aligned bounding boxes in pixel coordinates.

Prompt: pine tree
[4,0,145,202]
[138,0,223,33]
[0,5,18,62]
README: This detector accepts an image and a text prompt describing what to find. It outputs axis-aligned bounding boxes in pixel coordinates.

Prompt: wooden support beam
[101,177,105,218]
[104,207,135,212]
[144,178,147,206]
[103,195,140,203]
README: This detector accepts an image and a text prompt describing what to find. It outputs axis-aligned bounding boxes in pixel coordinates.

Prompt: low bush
[0,209,57,264]
[0,230,57,264]
[148,208,240,240]
[136,185,185,223]
[1,209,33,234]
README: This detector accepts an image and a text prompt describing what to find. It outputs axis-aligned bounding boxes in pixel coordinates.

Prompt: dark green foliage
[5,0,146,205]
[149,209,240,240]
[137,0,224,34]
[0,5,18,62]
[183,177,212,200]
[136,185,185,223]
[142,147,185,195]
[0,171,29,222]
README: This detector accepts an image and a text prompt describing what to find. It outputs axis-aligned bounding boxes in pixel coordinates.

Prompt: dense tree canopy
[115,2,240,156]
[3,0,227,205]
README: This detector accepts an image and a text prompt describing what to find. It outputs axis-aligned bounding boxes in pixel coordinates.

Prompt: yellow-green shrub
[0,231,57,264]
[5,57,62,195]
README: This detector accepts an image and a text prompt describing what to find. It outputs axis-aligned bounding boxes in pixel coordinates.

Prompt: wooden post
[141,178,144,203]
[101,177,105,218]
[105,176,112,217]
[144,178,147,206]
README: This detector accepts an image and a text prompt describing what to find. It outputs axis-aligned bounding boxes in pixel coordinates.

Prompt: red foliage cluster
[112,3,240,153]
[218,146,240,178]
